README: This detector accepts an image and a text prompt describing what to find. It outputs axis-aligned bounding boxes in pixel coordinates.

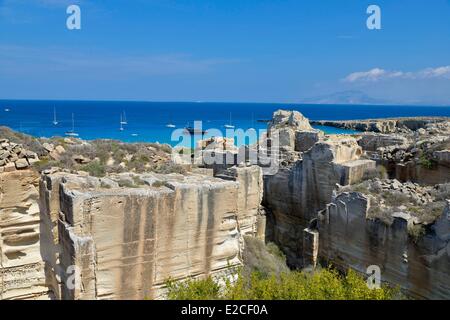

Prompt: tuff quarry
[1,110,450,300]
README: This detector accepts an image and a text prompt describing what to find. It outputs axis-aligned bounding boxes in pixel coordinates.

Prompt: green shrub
[242,237,289,277]
[419,153,436,170]
[166,237,401,300]
[166,277,222,300]
[80,161,106,177]
[166,268,400,300]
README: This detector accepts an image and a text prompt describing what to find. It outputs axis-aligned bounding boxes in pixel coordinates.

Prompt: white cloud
[418,66,450,78]
[343,66,450,83]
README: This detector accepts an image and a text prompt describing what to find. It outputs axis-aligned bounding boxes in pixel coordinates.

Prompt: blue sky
[1,0,450,104]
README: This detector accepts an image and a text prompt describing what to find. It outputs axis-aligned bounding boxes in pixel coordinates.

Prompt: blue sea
[1,100,449,147]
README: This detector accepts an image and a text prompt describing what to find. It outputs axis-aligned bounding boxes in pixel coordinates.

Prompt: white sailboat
[166,114,176,128]
[119,114,124,131]
[65,113,79,137]
[4,107,10,112]
[53,107,59,125]
[120,111,128,125]
[224,112,235,129]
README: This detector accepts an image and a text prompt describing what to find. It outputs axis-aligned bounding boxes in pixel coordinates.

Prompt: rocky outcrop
[353,119,450,185]
[395,162,450,185]
[192,137,242,175]
[0,139,39,172]
[39,166,264,299]
[316,193,450,299]
[0,170,50,299]
[269,109,314,132]
[264,117,376,266]
[358,133,409,152]
[311,117,449,134]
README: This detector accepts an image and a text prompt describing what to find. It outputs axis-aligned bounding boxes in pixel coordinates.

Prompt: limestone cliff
[263,111,375,266]
[39,166,263,299]
[0,170,50,299]
[317,193,450,299]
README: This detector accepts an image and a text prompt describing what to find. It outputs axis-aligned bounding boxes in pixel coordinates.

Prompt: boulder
[0,150,10,160]
[15,158,29,170]
[42,142,55,153]
[72,154,91,165]
[295,130,323,152]
[269,110,313,131]
[55,145,65,154]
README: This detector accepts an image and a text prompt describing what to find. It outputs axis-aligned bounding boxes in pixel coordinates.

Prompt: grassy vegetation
[381,191,412,207]
[2,131,185,177]
[407,201,447,225]
[80,160,106,177]
[242,236,290,277]
[165,238,400,300]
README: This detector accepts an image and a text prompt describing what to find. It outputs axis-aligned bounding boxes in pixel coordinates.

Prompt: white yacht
[224,112,235,129]
[65,113,79,137]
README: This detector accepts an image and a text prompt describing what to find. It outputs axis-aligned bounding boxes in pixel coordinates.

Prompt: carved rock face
[39,166,263,300]
[0,170,50,300]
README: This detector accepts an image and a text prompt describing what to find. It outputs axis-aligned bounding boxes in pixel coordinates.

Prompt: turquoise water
[0,100,449,146]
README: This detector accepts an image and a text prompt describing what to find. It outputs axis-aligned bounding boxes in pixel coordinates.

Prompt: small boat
[131,133,139,137]
[4,108,10,112]
[184,123,207,135]
[120,111,128,125]
[166,113,176,128]
[224,112,235,129]
[65,113,79,137]
[185,127,207,135]
[52,107,59,125]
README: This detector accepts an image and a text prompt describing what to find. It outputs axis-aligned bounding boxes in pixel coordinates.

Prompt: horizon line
[1,98,450,108]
